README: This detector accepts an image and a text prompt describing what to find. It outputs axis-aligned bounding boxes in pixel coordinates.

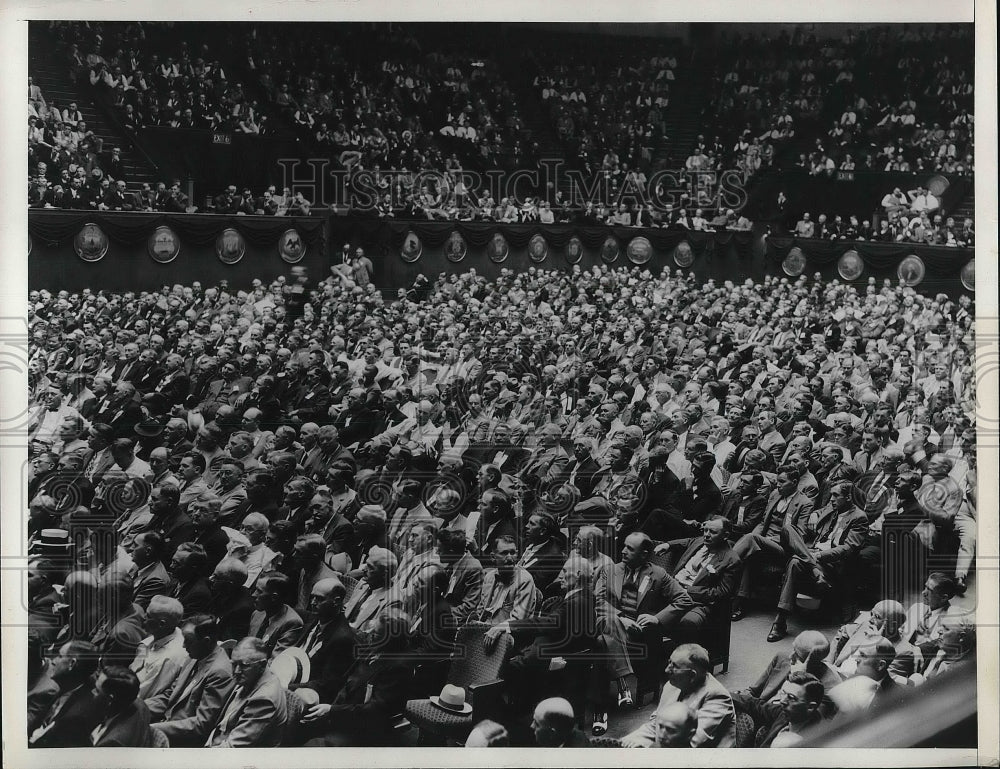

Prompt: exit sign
[213,133,233,145]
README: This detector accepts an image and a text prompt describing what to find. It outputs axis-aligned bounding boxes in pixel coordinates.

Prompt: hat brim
[429,696,472,715]
[271,647,311,688]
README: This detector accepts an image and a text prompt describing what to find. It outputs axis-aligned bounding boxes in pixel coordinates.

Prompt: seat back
[280,688,305,746]
[340,574,359,605]
[589,736,623,747]
[447,622,512,690]
[734,710,756,747]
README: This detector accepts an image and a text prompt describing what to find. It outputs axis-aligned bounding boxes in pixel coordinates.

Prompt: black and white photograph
[2,3,996,766]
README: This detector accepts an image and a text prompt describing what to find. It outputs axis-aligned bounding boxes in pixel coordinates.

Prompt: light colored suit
[622,673,736,747]
[147,645,235,747]
[205,669,287,747]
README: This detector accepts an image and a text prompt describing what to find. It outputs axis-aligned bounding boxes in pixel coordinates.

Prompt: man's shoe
[617,688,634,708]
[767,622,787,643]
[731,607,745,622]
[955,575,968,595]
[592,712,609,736]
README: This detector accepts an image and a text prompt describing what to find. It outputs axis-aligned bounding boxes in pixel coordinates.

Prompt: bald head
[792,630,831,664]
[654,701,697,747]
[532,697,576,746]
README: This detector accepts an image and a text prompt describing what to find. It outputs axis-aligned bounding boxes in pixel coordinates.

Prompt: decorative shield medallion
[147,225,181,264]
[445,231,467,263]
[400,231,422,263]
[565,235,584,265]
[487,232,509,263]
[600,236,620,263]
[837,249,864,281]
[782,246,806,277]
[528,234,548,263]
[278,228,306,263]
[74,223,109,262]
[897,255,925,287]
[627,236,652,265]
[216,227,246,265]
[673,240,694,268]
[960,259,975,291]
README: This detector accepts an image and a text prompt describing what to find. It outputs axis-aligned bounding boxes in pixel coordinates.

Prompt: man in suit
[128,531,175,609]
[168,543,213,617]
[344,546,400,636]
[641,451,723,541]
[827,638,901,714]
[517,512,566,595]
[488,554,599,708]
[827,600,919,685]
[90,666,155,746]
[333,387,378,448]
[249,572,304,657]
[153,353,191,408]
[288,577,357,702]
[593,532,695,730]
[130,595,189,701]
[732,629,842,723]
[300,612,413,746]
[557,436,604,500]
[621,643,736,747]
[472,535,539,624]
[177,452,210,511]
[745,670,826,747]
[659,517,741,641]
[29,640,102,747]
[730,469,814,620]
[90,576,147,666]
[519,423,571,496]
[767,481,868,641]
[437,528,484,624]
[208,558,254,640]
[147,614,236,746]
[206,636,288,747]
[720,471,770,539]
[291,534,340,615]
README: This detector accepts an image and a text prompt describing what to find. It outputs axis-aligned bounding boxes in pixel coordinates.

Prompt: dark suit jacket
[173,577,213,617]
[557,455,603,499]
[757,490,814,538]
[596,562,695,627]
[132,561,175,609]
[808,506,869,567]
[94,700,155,746]
[92,603,146,664]
[192,525,231,570]
[510,587,599,659]
[669,538,741,606]
[154,372,191,406]
[147,645,235,747]
[518,537,566,595]
[321,512,356,560]
[444,551,484,624]
[291,614,357,701]
[720,491,769,537]
[334,407,378,448]
[249,604,304,657]
[29,684,102,747]
[321,655,413,743]
[210,585,254,641]
[134,365,166,394]
[290,384,333,422]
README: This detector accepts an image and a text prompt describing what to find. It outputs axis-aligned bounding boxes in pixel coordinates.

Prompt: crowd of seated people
[51,21,269,135]
[787,202,974,247]
[25,257,976,747]
[709,25,973,186]
[529,45,679,178]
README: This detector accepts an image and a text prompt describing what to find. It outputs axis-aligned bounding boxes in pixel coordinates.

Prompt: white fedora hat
[429,684,472,715]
